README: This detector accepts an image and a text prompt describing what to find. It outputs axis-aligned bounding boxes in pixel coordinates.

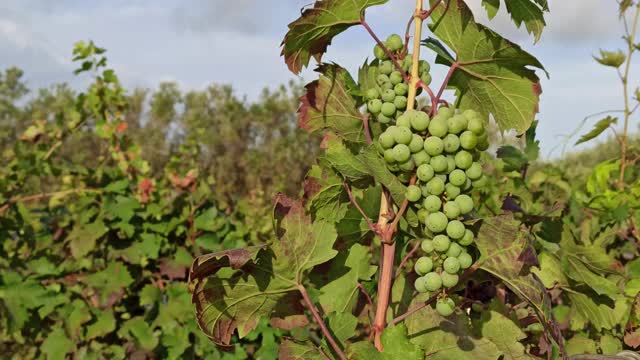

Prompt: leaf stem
[394,239,421,279]
[298,284,347,360]
[360,18,410,83]
[432,63,458,115]
[343,182,377,234]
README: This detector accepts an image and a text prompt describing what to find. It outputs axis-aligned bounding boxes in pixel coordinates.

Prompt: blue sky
[1,0,637,158]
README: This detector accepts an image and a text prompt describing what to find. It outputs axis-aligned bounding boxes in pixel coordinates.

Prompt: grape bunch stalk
[368,36,490,317]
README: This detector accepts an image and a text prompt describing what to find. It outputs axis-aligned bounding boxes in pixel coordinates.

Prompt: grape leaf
[504,0,548,43]
[298,64,365,143]
[41,326,74,360]
[305,164,349,223]
[565,334,598,356]
[575,116,617,145]
[429,0,545,134]
[562,256,620,299]
[481,0,500,19]
[67,220,108,259]
[567,292,630,331]
[278,340,325,360]
[281,0,388,74]
[347,324,424,360]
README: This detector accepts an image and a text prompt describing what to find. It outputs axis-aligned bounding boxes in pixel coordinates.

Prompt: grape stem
[394,239,422,279]
[361,114,373,144]
[360,17,410,84]
[431,62,458,116]
[297,284,348,360]
[343,182,378,234]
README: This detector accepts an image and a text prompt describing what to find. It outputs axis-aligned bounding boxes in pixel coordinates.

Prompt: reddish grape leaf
[278,339,325,360]
[281,0,388,74]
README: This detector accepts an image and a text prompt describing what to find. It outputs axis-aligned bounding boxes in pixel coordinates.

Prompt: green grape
[458,252,473,269]
[458,229,474,246]
[436,297,455,316]
[389,71,403,85]
[417,208,429,224]
[376,74,390,86]
[388,163,400,172]
[441,272,459,288]
[379,132,395,149]
[431,235,449,255]
[383,149,396,164]
[396,113,412,128]
[398,171,413,183]
[459,131,478,150]
[381,102,396,117]
[436,174,447,182]
[515,308,529,319]
[476,139,489,151]
[394,83,408,96]
[409,134,424,153]
[427,212,448,233]
[445,183,461,199]
[381,89,396,102]
[443,134,460,153]
[377,113,392,124]
[421,239,434,253]
[393,144,411,162]
[366,88,379,100]
[410,111,430,132]
[446,220,465,239]
[414,276,428,293]
[423,195,442,212]
[424,272,443,291]
[402,56,412,72]
[414,256,433,275]
[423,137,444,156]
[380,81,393,90]
[426,176,445,195]
[463,178,472,191]
[454,150,473,169]
[386,34,403,51]
[379,60,393,75]
[368,99,382,114]
[443,257,461,274]
[448,169,467,187]
[430,155,448,173]
[446,242,462,257]
[437,107,454,118]
[445,155,456,174]
[428,117,448,138]
[374,44,388,60]
[420,72,432,85]
[399,159,415,172]
[418,60,430,74]
[526,323,544,334]
[467,117,485,135]
[465,162,482,180]
[471,303,484,312]
[454,194,473,214]
[463,109,477,119]
[412,151,431,166]
[472,175,488,188]
[394,126,413,144]
[417,164,435,182]
[394,96,407,110]
[406,185,422,202]
[443,201,461,219]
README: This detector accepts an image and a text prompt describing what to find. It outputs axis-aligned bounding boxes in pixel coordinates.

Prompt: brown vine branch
[298,284,347,360]
[343,182,378,234]
[361,114,373,144]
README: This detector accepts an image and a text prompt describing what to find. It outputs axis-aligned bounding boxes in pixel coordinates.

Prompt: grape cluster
[366,34,431,125]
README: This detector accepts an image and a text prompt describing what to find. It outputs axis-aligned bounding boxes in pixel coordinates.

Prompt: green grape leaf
[347,324,424,360]
[67,220,109,259]
[532,252,569,288]
[594,49,626,68]
[565,334,598,356]
[335,185,381,241]
[305,164,349,223]
[422,37,456,65]
[567,291,630,331]
[281,0,388,74]
[139,284,162,306]
[524,120,540,161]
[161,326,191,359]
[575,116,618,145]
[503,0,548,43]
[278,340,325,360]
[85,309,116,340]
[475,300,534,359]
[562,256,620,299]
[298,64,365,143]
[41,326,74,360]
[358,60,380,102]
[83,261,134,308]
[64,299,91,339]
[119,317,159,351]
[481,0,500,19]
[429,0,545,134]
[497,145,528,172]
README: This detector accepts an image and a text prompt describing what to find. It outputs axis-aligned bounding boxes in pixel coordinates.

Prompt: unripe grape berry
[421,239,434,253]
[467,117,485,135]
[366,88,379,100]
[376,74,390,86]
[458,252,473,269]
[421,72,432,86]
[443,257,461,274]
[417,164,435,182]
[463,109,478,119]
[418,60,431,74]
[446,220,465,239]
[393,126,412,144]
[393,144,411,162]
[380,81,393,90]
[384,149,396,163]
[423,195,442,212]
[423,137,444,156]
[411,111,430,132]
[412,151,431,166]
[436,297,455,316]
[446,156,456,174]
[381,89,396,102]
[430,155,448,173]
[388,163,400,172]
[409,134,424,153]
[454,150,473,169]
[458,229,474,246]
[443,201,461,219]
[374,44,388,60]
[381,102,396,117]
[448,169,467,187]
[424,272,443,291]
[377,113,392,124]
[414,256,433,275]
[463,178,472,191]
[398,158,415,172]
[465,162,482,180]
[406,185,422,202]
[515,308,529,320]
[394,96,407,110]
[427,212,449,233]
[471,303,484,312]
[428,117,448,138]
[386,34,403,51]
[414,276,429,293]
[459,131,478,150]
[454,194,473,214]
[379,60,393,75]
[447,115,467,135]
[402,56,412,72]
[441,272,459,288]
[432,235,450,253]
[379,132,395,149]
[443,134,460,153]
[438,107,454,118]
[446,242,462,258]
[472,175,488,188]
[389,71,403,85]
[394,83,408,96]
[426,176,445,195]
[396,114,411,129]
[368,99,382,114]
[445,183,461,199]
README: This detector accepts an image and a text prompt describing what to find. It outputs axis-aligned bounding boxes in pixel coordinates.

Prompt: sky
[0,0,637,159]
